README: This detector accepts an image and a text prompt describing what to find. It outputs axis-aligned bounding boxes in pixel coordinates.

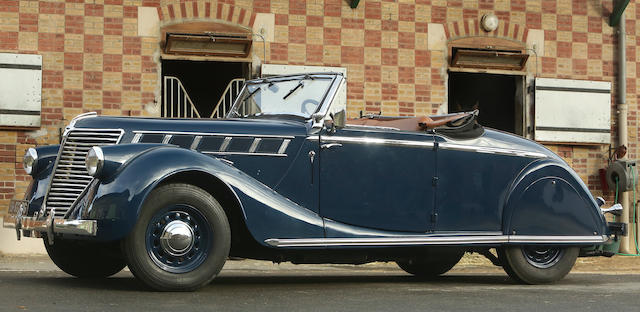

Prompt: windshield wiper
[283,75,314,100]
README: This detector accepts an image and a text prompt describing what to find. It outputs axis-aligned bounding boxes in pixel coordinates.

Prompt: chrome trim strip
[3,215,97,236]
[132,130,294,139]
[190,135,202,150]
[321,136,434,148]
[248,138,262,153]
[264,235,607,247]
[219,137,232,152]
[278,139,291,154]
[161,134,173,144]
[202,151,287,157]
[131,133,142,143]
[439,143,548,158]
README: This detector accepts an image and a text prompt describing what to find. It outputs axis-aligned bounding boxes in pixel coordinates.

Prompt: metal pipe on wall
[617,11,632,253]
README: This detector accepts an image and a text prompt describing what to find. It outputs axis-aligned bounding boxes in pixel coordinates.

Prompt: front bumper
[2,200,97,239]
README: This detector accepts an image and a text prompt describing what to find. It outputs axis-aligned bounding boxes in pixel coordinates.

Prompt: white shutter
[534,78,611,144]
[0,53,42,128]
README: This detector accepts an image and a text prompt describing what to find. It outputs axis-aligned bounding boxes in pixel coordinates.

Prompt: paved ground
[0,254,639,312]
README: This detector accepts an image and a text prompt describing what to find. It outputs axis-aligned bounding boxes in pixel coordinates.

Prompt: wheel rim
[521,246,564,269]
[146,204,212,273]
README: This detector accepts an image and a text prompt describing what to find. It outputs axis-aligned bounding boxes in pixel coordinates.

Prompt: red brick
[557,15,572,31]
[342,18,364,29]
[324,0,341,17]
[253,0,270,13]
[478,0,494,10]
[415,50,430,67]
[381,48,398,66]
[19,13,37,32]
[573,32,587,43]
[306,45,323,63]
[541,0,556,13]
[40,2,64,14]
[64,53,83,71]
[511,0,526,11]
[541,57,556,74]
[588,43,602,59]
[572,59,587,75]
[269,43,288,61]
[84,35,103,53]
[104,17,123,36]
[0,31,18,50]
[142,56,156,73]
[275,14,288,25]
[85,4,104,17]
[38,33,64,52]
[123,36,141,55]
[123,73,141,91]
[65,15,84,35]
[63,89,83,108]
[306,16,323,27]
[142,0,160,6]
[103,91,121,109]
[557,41,572,58]
[289,0,305,15]
[526,12,541,29]
[572,0,587,15]
[415,22,428,33]
[364,30,381,47]
[382,20,398,32]
[381,83,397,100]
[463,9,478,20]
[398,32,414,49]
[398,67,414,84]
[348,82,363,100]
[432,6,446,24]
[84,71,103,90]
[0,0,18,13]
[123,6,137,18]
[365,1,381,19]
[103,54,122,72]
[42,70,63,89]
[398,3,415,22]
[415,84,430,102]
[288,26,306,44]
[105,0,123,4]
[341,46,363,64]
[365,65,380,82]
[323,28,340,45]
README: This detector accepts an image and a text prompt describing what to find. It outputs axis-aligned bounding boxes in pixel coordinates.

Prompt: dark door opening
[448,72,524,135]
[161,60,247,118]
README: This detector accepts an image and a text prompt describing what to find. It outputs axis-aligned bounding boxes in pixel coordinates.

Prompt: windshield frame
[227,73,344,121]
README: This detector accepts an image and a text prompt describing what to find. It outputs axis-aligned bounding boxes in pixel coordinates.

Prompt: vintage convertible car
[3,73,623,291]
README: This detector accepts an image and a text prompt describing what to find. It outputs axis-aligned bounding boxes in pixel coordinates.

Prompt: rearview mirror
[333,109,346,128]
[311,112,325,129]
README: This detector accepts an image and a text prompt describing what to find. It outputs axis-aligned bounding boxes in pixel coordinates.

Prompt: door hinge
[432,176,439,186]
[431,213,438,223]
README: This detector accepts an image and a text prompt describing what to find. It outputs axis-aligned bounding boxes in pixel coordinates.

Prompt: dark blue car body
[6,73,616,289]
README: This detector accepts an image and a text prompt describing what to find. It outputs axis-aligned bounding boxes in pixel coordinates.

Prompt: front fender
[86,146,324,242]
[503,159,607,238]
[26,145,59,216]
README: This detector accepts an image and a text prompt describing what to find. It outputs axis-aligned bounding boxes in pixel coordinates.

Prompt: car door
[318,126,436,233]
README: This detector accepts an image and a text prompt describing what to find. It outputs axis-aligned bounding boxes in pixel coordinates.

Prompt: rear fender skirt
[503,159,607,237]
[86,146,324,242]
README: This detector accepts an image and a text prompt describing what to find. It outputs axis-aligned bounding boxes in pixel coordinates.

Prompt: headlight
[85,146,104,177]
[23,148,38,175]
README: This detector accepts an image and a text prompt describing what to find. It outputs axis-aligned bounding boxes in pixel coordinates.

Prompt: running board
[264,235,609,247]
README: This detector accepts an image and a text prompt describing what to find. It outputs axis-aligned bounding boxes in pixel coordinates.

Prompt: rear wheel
[500,246,579,284]
[44,236,126,278]
[397,249,464,278]
[123,183,230,291]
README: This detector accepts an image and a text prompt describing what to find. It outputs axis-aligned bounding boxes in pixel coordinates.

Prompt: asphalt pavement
[0,255,639,312]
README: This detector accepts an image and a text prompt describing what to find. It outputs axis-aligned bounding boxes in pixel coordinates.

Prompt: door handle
[321,143,342,150]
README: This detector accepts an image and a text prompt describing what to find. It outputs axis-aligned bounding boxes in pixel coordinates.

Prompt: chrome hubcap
[159,220,194,256]
[522,246,564,269]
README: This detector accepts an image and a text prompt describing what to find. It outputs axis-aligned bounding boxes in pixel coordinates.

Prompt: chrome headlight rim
[23,147,38,175]
[85,146,104,177]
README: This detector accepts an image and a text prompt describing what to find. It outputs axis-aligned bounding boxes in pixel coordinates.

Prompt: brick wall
[0,0,638,210]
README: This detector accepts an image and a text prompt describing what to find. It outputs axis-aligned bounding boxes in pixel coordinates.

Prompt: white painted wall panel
[0,53,42,128]
[534,78,611,144]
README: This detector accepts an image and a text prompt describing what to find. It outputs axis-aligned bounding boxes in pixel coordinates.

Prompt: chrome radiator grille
[45,129,123,218]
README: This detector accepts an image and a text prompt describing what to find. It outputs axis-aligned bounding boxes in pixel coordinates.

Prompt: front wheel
[123,183,230,291]
[500,246,579,284]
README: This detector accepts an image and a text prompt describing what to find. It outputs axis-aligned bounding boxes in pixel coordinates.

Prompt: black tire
[497,247,523,283]
[501,245,579,284]
[44,236,126,278]
[397,249,464,278]
[123,183,230,291]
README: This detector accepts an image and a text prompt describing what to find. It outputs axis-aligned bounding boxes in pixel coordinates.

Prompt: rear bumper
[3,200,97,239]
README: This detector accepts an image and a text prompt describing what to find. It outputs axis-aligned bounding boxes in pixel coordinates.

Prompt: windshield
[229,76,333,119]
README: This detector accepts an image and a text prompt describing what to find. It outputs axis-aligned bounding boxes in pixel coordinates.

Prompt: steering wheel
[301,99,319,115]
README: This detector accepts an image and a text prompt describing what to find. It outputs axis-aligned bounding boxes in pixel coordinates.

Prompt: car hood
[71,116,309,138]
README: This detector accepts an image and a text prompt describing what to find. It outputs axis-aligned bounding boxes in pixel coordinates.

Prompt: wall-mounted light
[481,13,499,32]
